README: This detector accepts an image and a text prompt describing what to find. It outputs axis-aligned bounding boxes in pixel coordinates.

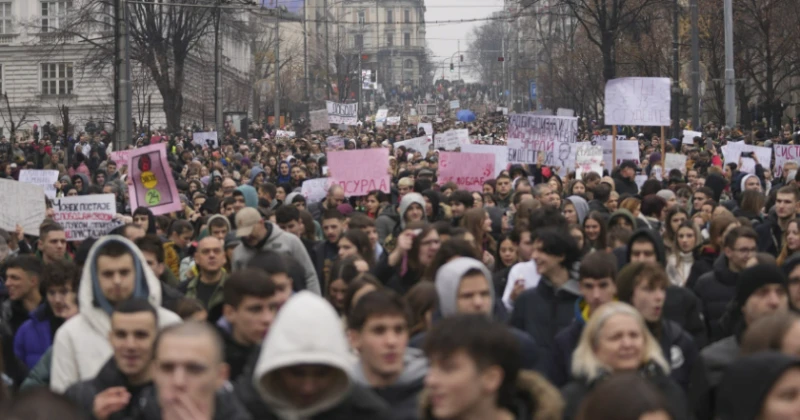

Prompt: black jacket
[138,385,252,420]
[218,326,257,383]
[686,246,719,290]
[653,319,700,393]
[372,253,423,296]
[551,318,585,387]
[755,212,782,256]
[64,358,157,420]
[693,255,739,342]
[613,173,640,196]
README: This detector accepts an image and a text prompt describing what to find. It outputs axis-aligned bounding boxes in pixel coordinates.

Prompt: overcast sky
[424,0,504,82]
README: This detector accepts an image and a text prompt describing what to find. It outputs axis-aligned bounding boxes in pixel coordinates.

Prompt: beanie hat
[735,264,787,308]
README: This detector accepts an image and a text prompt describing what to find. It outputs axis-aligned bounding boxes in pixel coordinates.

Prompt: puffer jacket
[692,255,739,342]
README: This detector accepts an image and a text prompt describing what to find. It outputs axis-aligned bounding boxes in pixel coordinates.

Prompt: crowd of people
[0,110,797,420]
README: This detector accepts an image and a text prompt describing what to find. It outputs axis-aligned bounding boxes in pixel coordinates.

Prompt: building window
[357,10,365,24]
[386,10,392,24]
[354,34,363,49]
[41,62,73,95]
[41,1,68,32]
[404,9,410,23]
[404,59,413,69]
[0,3,12,34]
[403,32,410,46]
[386,33,393,47]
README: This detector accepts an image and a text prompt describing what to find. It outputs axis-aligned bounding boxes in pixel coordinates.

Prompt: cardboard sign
[664,153,688,175]
[461,144,509,176]
[128,143,182,216]
[721,142,772,174]
[301,178,333,203]
[328,149,390,196]
[0,178,45,236]
[438,152,495,192]
[386,116,400,126]
[309,109,331,132]
[449,100,460,109]
[193,132,219,148]
[276,130,295,138]
[19,169,59,199]
[593,138,640,170]
[682,130,702,146]
[434,129,469,150]
[325,136,346,151]
[326,101,358,125]
[604,77,671,126]
[774,144,800,178]
[51,194,118,241]
[394,136,431,154]
[507,114,578,173]
[575,144,603,180]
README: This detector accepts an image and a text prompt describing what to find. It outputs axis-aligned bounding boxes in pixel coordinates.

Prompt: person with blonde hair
[561,302,688,420]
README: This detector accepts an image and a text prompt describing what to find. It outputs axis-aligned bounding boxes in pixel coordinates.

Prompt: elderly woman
[561,302,689,420]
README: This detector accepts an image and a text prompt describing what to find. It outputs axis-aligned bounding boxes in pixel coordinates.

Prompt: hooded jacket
[50,236,182,393]
[236,185,259,209]
[247,291,390,419]
[71,173,90,195]
[565,196,590,225]
[232,223,321,295]
[351,347,427,420]
[693,254,739,342]
[612,172,639,196]
[397,193,427,231]
[608,209,636,231]
[375,205,400,245]
[250,166,266,185]
[14,304,61,369]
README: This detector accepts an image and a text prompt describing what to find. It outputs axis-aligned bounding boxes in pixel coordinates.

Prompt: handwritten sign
[309,109,330,132]
[193,132,219,148]
[326,101,358,125]
[507,114,578,168]
[0,178,45,236]
[461,144,508,176]
[434,129,469,150]
[417,123,433,136]
[300,178,332,203]
[375,109,388,123]
[276,130,295,138]
[19,169,59,199]
[774,144,800,178]
[328,149,390,196]
[664,153,687,175]
[449,100,460,109]
[128,143,182,216]
[326,136,346,151]
[109,150,132,169]
[52,194,118,241]
[386,116,400,126]
[604,77,671,126]
[394,136,431,154]
[438,152,495,192]
[682,130,702,146]
[575,145,603,180]
[721,142,772,174]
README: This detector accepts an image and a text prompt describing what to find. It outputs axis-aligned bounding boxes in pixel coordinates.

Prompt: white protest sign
[309,109,331,131]
[394,136,431,154]
[774,144,800,178]
[635,174,648,189]
[462,144,509,176]
[417,123,433,136]
[652,165,663,181]
[496,107,508,115]
[386,116,400,126]
[51,194,117,241]
[301,178,332,203]
[664,153,688,175]
[604,77,671,126]
[276,130,295,138]
[434,129,469,150]
[682,130,702,146]
[193,132,219,148]
[507,114,578,175]
[593,137,640,170]
[19,169,59,199]
[556,108,575,117]
[575,144,603,180]
[375,109,389,123]
[721,142,772,174]
[326,101,359,125]
[0,178,45,236]
[449,100,460,109]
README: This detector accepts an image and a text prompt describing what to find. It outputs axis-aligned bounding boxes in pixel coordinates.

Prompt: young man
[275,204,317,262]
[50,236,181,392]
[135,234,180,289]
[692,187,714,215]
[257,182,278,210]
[314,209,345,287]
[550,251,617,386]
[65,299,159,419]
[2,255,43,335]
[494,174,513,209]
[179,237,227,322]
[231,207,320,294]
[37,222,68,265]
[693,225,758,342]
[246,250,301,308]
[448,190,474,227]
[220,268,278,381]
[165,220,193,277]
[757,185,800,256]
[207,215,231,242]
[422,314,562,420]
[347,290,427,418]
[308,184,345,222]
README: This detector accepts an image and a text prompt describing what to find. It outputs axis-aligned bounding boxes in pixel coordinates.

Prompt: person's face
[195,239,225,272]
[594,314,644,372]
[46,284,77,319]
[498,239,517,268]
[583,219,601,242]
[74,178,83,189]
[39,230,67,261]
[676,226,697,253]
[725,237,757,271]
[630,241,657,263]
[532,239,565,276]
[631,278,666,322]
[225,296,278,345]
[322,218,343,244]
[108,162,117,174]
[279,163,289,175]
[687,170,697,185]
[96,173,105,185]
[349,315,408,382]
[5,268,37,302]
[701,203,714,218]
[450,201,466,218]
[67,188,78,197]
[328,278,347,310]
[291,167,303,180]
[279,219,304,237]
[782,321,800,356]
[233,195,246,212]
[745,176,762,192]
[142,250,165,278]
[222,180,237,197]
[418,231,441,266]
[496,178,511,195]
[133,215,150,232]
[670,212,687,234]
[425,350,501,420]
[573,182,586,196]
[270,272,293,310]
[760,367,800,419]
[172,231,193,249]
[694,177,706,190]
[563,203,578,225]
[154,335,227,416]
[405,203,424,223]
[244,222,267,247]
[96,254,136,305]
[481,213,492,233]
[337,237,358,259]
[692,192,708,210]
[742,284,788,325]
[274,364,340,408]
[482,184,494,195]
[110,311,157,380]
[398,184,412,198]
[456,274,492,315]
[580,277,617,313]
[776,193,798,220]
[193,197,206,210]
[366,195,380,213]
[210,226,228,242]
[327,189,345,207]
[472,192,483,208]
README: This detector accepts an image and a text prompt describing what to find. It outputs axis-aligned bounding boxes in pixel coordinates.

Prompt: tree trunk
[163,90,183,133]
[602,31,616,81]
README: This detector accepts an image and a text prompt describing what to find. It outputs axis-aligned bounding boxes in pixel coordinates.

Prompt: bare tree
[0,91,40,141]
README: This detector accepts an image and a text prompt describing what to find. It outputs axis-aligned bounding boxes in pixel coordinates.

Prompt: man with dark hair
[65,298,159,419]
[246,250,302,307]
[2,255,43,334]
[757,185,800,256]
[347,290,427,419]
[207,215,231,242]
[613,160,639,196]
[275,204,317,262]
[448,190,474,227]
[51,236,181,392]
[587,183,612,217]
[692,187,714,215]
[422,314,562,420]
[532,184,554,207]
[220,268,277,380]
[135,234,180,288]
[37,222,68,264]
[257,182,278,210]
[165,220,193,278]
[179,237,227,322]
[314,209,345,286]
[494,174,514,209]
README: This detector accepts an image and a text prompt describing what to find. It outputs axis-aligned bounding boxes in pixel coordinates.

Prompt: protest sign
[19,169,59,199]
[109,150,132,169]
[604,77,671,126]
[556,108,575,117]
[682,130,702,146]
[575,144,603,179]
[328,149,390,196]
[721,142,772,174]
[386,116,400,126]
[52,194,118,241]
[301,178,333,204]
[434,129,469,150]
[375,109,388,123]
[497,107,508,115]
[635,174,648,190]
[774,144,800,178]
[507,114,578,172]
[408,115,420,125]
[276,130,295,138]
[438,152,495,192]
[394,136,431,154]
[325,136,346,151]
[664,153,688,175]
[128,143,182,216]
[0,178,45,236]
[462,144,508,176]
[652,165,663,181]
[193,132,219,148]
[309,109,330,131]
[449,100,460,109]
[326,101,358,125]
[417,123,433,136]
[593,138,639,170]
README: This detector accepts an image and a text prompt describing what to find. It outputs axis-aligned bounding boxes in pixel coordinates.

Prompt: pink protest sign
[437,152,495,192]
[127,143,182,216]
[109,150,131,169]
[328,149,390,196]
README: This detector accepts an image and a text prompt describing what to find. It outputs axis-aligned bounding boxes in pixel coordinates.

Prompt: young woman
[583,212,608,252]
[338,229,375,268]
[666,221,701,287]
[686,214,739,289]
[364,190,384,219]
[373,222,441,295]
[663,207,690,252]
[461,207,497,258]
[777,219,800,266]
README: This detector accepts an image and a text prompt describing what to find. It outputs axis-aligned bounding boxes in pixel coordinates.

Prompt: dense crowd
[0,109,797,420]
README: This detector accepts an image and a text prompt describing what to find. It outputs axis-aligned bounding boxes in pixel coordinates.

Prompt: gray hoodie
[434,257,494,317]
[565,195,590,225]
[398,192,427,230]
